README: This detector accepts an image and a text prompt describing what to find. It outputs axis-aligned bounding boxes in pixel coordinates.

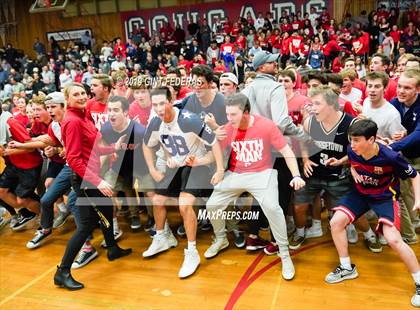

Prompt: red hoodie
[61,107,113,187]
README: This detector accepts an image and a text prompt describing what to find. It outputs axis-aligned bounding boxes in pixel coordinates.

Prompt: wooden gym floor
[0,210,419,310]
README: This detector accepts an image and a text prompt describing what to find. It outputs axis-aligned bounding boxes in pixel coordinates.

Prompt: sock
[156,229,164,236]
[164,221,170,232]
[412,271,420,284]
[296,227,305,237]
[339,256,352,270]
[363,228,376,240]
[312,219,321,229]
[187,240,196,250]
[42,228,51,234]
[82,241,93,251]
[113,217,119,231]
[57,202,67,213]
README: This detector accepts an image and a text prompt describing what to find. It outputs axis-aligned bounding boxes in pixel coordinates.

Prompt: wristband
[292,175,302,180]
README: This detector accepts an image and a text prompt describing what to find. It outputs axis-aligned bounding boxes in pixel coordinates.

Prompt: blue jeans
[40,165,79,229]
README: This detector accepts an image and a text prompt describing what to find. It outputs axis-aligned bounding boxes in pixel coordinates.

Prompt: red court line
[225,240,333,310]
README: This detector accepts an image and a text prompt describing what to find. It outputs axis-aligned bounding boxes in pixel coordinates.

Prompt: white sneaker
[142,233,170,257]
[101,228,123,248]
[412,283,420,307]
[305,226,323,239]
[9,214,18,228]
[280,254,295,280]
[378,234,388,245]
[166,229,178,248]
[346,224,359,244]
[204,236,229,258]
[178,248,200,278]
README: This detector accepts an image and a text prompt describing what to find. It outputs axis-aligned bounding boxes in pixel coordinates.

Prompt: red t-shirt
[128,101,151,127]
[177,87,192,100]
[86,98,108,131]
[390,30,401,43]
[220,43,235,54]
[290,36,303,54]
[221,115,287,174]
[6,118,43,169]
[13,112,29,128]
[281,37,291,55]
[292,21,303,31]
[288,93,311,125]
[235,36,246,50]
[30,120,50,137]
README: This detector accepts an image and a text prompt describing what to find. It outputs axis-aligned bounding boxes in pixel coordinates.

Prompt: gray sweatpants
[206,169,289,254]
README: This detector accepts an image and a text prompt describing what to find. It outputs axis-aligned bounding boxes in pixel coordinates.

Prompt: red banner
[120,0,333,40]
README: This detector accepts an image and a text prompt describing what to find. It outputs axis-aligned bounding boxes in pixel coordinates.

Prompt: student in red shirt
[369,53,398,101]
[128,76,152,127]
[0,111,43,230]
[220,35,236,72]
[270,29,282,54]
[204,93,305,280]
[86,74,112,130]
[54,83,132,291]
[113,37,126,59]
[280,32,291,67]
[289,31,304,63]
[13,97,29,128]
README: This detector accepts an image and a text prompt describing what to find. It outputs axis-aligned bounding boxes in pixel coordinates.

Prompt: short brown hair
[92,73,113,92]
[366,71,389,88]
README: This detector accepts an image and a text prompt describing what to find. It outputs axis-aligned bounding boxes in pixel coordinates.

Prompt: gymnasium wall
[8,0,376,59]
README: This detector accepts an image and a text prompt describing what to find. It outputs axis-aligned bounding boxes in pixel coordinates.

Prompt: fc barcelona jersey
[348,143,417,200]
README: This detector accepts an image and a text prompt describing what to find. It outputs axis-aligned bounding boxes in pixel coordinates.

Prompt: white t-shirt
[362,98,406,138]
[340,87,362,104]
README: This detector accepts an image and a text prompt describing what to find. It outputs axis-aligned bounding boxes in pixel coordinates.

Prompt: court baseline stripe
[0,265,57,306]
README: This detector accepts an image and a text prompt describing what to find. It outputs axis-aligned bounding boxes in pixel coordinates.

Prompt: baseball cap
[220,72,238,85]
[45,92,65,104]
[252,51,279,69]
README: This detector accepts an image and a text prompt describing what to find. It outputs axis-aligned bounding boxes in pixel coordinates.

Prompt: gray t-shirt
[362,98,406,138]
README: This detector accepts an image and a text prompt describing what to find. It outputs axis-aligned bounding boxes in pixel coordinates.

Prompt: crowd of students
[0,4,419,307]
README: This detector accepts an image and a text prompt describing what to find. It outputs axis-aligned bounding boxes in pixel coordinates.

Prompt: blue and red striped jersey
[348,143,417,200]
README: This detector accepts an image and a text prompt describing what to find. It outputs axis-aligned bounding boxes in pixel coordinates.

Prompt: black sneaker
[130,216,141,230]
[71,248,98,269]
[177,223,186,237]
[199,219,212,232]
[233,230,245,248]
[12,213,37,231]
[144,217,155,232]
[26,229,52,249]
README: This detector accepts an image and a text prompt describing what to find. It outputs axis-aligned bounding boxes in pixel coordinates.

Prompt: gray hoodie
[241,73,307,141]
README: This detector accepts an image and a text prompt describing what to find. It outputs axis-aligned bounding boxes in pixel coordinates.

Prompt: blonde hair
[63,83,85,99]
[401,69,420,87]
[339,68,357,81]
[308,85,339,110]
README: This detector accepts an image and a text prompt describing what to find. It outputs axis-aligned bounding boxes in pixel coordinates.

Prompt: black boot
[54,266,84,290]
[107,244,132,261]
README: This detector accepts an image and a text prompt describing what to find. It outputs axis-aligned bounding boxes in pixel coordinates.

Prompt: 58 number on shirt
[161,135,189,156]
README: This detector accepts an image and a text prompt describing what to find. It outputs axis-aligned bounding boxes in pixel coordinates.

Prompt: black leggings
[60,175,115,270]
